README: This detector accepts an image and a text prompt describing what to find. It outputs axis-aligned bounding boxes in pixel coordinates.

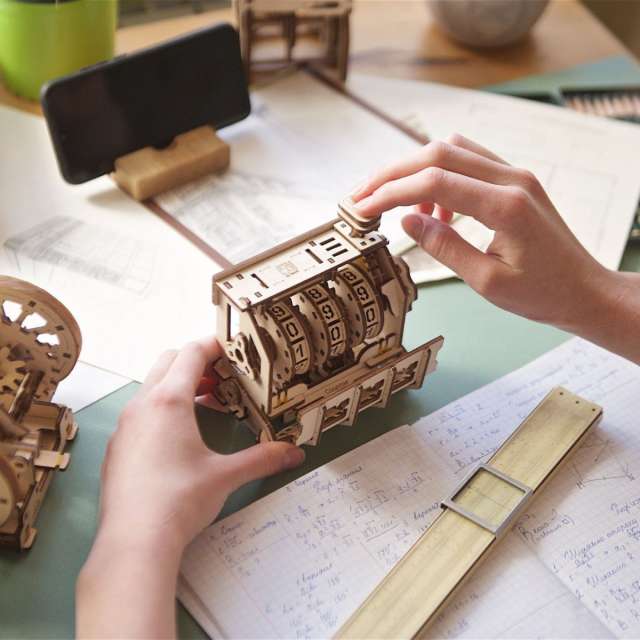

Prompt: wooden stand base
[112,125,230,201]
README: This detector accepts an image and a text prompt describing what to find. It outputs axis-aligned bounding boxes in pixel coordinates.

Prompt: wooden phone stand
[112,125,230,201]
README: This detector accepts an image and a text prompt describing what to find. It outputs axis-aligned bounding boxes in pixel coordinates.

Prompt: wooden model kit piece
[336,387,603,639]
[212,198,444,446]
[0,277,81,550]
[112,125,230,201]
[234,0,352,82]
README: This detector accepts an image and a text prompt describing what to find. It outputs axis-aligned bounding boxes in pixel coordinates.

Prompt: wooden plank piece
[335,387,602,639]
[112,125,230,201]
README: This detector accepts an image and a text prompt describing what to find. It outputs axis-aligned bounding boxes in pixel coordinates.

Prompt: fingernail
[352,195,371,210]
[284,446,305,469]
[402,214,426,241]
[350,179,369,199]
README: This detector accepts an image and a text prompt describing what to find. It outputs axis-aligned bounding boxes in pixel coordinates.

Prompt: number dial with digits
[331,264,384,349]
[259,301,312,387]
[293,284,348,370]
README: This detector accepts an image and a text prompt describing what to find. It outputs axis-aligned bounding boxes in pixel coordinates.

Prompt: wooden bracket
[112,125,230,201]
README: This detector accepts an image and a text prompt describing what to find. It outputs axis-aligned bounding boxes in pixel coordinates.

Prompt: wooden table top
[115,0,632,87]
[0,0,633,116]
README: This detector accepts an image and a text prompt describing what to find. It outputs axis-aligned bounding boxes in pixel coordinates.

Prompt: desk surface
[113,0,632,87]
[1,5,640,639]
[0,0,634,115]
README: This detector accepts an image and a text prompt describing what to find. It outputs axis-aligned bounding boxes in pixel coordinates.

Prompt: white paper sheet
[178,338,639,638]
[0,104,219,381]
[156,72,420,264]
[53,361,130,413]
[347,74,640,283]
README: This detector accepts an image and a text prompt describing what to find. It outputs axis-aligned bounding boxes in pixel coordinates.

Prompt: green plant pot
[0,0,117,101]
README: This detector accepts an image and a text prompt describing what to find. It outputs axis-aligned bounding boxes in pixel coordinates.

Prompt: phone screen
[42,24,250,184]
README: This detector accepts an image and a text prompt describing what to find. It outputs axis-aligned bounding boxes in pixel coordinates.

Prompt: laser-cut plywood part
[112,125,230,201]
[0,277,81,550]
[212,198,444,446]
[234,0,352,83]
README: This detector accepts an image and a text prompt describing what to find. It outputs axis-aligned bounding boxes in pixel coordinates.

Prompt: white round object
[428,0,549,48]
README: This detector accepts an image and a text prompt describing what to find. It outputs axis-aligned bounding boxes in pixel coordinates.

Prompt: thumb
[402,213,490,282]
[217,442,305,493]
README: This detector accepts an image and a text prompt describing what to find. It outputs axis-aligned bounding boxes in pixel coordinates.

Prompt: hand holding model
[76,337,305,638]
[351,134,640,364]
[76,134,639,640]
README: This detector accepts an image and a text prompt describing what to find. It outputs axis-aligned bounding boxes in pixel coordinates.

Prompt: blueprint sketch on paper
[156,73,419,264]
[0,105,218,381]
[5,216,155,296]
[157,171,333,264]
[348,73,640,283]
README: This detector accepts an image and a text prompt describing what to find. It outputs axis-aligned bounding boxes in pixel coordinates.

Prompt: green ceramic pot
[0,0,117,101]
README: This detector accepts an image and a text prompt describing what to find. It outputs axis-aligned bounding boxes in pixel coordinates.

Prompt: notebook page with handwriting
[179,338,639,638]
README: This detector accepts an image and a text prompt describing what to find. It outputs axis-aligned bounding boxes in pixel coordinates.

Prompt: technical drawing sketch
[4,216,155,296]
[571,432,635,488]
[157,171,334,264]
[348,73,640,283]
[156,73,419,265]
[0,104,218,381]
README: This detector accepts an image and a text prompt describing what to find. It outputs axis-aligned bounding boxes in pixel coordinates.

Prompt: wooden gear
[212,197,444,446]
[0,276,81,550]
[234,0,352,83]
[335,387,603,639]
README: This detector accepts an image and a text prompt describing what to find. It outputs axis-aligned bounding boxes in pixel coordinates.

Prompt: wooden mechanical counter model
[212,199,444,446]
[0,277,81,550]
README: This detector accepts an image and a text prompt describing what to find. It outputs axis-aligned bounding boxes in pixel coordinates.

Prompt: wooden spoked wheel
[0,276,82,403]
[0,456,18,527]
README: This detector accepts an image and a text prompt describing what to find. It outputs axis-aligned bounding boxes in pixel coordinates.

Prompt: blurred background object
[234,0,351,82]
[583,0,640,59]
[119,0,225,25]
[0,0,117,101]
[114,2,640,67]
[427,0,549,48]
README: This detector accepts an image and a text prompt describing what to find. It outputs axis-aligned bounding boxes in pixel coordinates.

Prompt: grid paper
[180,338,640,638]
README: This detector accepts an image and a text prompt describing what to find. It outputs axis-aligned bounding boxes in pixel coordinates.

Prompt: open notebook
[179,338,640,639]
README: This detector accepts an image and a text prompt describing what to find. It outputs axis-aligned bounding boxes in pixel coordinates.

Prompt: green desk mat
[2,54,640,639]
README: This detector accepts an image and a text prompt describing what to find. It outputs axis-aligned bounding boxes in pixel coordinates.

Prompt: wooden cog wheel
[0,276,82,402]
[0,345,27,396]
[0,456,18,527]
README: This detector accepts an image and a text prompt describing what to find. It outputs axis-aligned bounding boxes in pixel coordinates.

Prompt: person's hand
[98,336,304,551]
[350,134,640,364]
[352,133,611,330]
[77,337,305,639]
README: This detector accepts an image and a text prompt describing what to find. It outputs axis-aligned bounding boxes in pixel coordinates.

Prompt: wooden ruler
[335,386,602,639]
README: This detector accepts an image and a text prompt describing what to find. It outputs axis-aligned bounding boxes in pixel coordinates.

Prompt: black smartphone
[41,23,251,184]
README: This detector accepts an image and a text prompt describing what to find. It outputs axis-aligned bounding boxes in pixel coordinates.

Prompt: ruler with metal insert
[335,386,602,639]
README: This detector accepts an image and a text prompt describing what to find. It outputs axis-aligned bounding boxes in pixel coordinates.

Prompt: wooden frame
[234,0,352,83]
